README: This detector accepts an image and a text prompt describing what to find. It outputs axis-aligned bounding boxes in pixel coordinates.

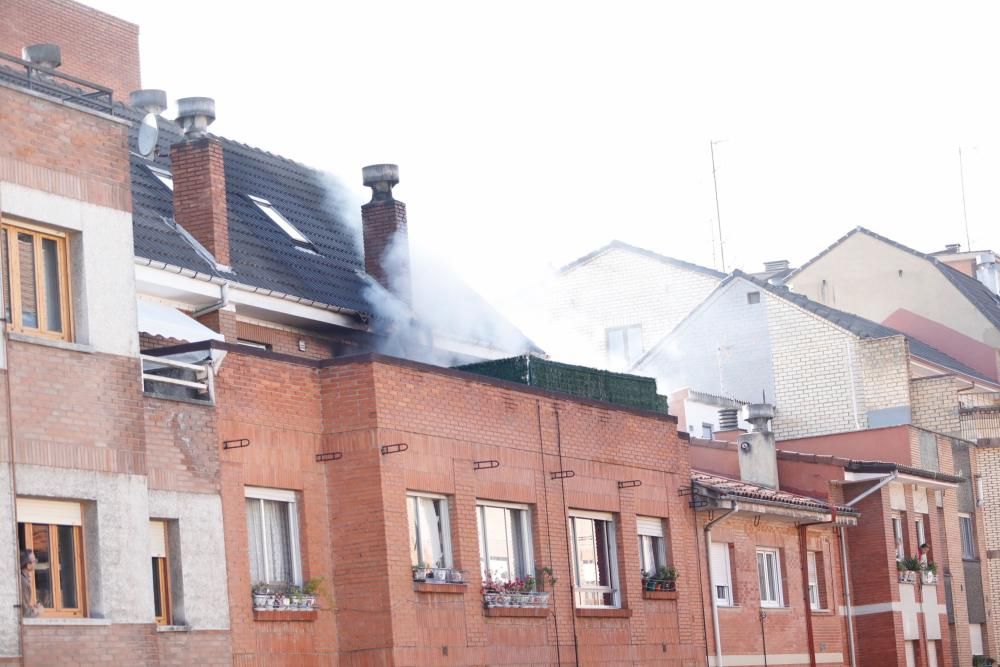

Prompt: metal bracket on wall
[380,443,408,455]
[315,452,343,463]
[550,470,575,480]
[617,480,642,489]
[473,460,500,470]
[222,438,249,450]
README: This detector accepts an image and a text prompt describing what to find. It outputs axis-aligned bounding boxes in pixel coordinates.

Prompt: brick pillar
[361,164,411,306]
[197,309,238,343]
[171,137,230,266]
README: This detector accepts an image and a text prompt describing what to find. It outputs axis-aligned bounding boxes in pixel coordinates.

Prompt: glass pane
[246,499,265,583]
[574,518,597,587]
[32,524,53,608]
[640,535,655,573]
[408,497,419,567]
[595,520,611,587]
[17,233,37,328]
[510,509,526,579]
[152,558,163,617]
[416,498,446,568]
[263,500,292,584]
[2,230,10,323]
[626,326,643,364]
[484,506,511,581]
[476,507,487,580]
[757,552,768,602]
[607,330,625,366]
[57,525,78,608]
[41,238,61,333]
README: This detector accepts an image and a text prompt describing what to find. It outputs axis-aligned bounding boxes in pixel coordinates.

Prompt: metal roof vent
[718,408,739,431]
[763,259,790,272]
[129,89,168,115]
[22,44,61,69]
[362,164,400,203]
[175,97,216,139]
[945,243,961,253]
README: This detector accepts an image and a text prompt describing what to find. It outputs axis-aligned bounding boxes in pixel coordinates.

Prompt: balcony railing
[960,392,1000,441]
[141,354,214,403]
[0,52,113,114]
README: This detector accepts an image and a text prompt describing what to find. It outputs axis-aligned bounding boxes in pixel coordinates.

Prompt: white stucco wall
[542,245,721,369]
[0,183,138,359]
[148,489,230,630]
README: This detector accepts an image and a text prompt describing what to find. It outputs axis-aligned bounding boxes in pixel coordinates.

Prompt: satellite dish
[137,113,159,158]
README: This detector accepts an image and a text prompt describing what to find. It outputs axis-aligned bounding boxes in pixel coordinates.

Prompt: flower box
[483,592,550,608]
[921,571,937,585]
[412,567,465,584]
[642,578,677,592]
[898,571,917,584]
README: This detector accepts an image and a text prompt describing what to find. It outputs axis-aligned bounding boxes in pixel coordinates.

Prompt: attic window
[147,165,173,191]
[747,291,761,304]
[248,195,312,246]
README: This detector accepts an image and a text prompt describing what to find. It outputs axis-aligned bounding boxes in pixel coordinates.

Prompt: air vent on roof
[945,243,961,253]
[175,97,215,139]
[718,408,739,431]
[763,260,790,272]
[22,44,61,69]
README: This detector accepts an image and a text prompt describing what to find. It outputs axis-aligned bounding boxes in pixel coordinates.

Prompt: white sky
[83,1,1000,311]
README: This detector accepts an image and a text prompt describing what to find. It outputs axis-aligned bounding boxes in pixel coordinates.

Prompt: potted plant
[252,583,271,610]
[899,556,921,583]
[302,577,324,609]
[536,566,558,592]
[657,566,678,592]
[921,562,938,585]
[412,562,428,582]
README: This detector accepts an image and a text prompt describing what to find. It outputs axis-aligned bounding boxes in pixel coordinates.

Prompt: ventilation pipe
[175,97,216,139]
[129,89,168,115]
[22,43,61,69]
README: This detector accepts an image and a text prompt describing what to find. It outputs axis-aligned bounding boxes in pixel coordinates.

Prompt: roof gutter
[704,501,739,667]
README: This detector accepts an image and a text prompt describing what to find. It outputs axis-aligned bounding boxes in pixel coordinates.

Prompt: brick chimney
[170,97,230,267]
[361,164,411,306]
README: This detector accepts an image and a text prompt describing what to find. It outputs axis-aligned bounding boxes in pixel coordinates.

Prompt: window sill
[7,332,92,354]
[484,607,550,618]
[760,605,793,612]
[575,607,632,618]
[414,582,467,594]
[810,608,834,615]
[23,617,110,626]
[642,590,678,601]
[156,625,192,633]
[253,609,317,622]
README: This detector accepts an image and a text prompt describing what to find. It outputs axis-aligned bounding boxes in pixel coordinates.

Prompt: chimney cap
[175,97,216,139]
[363,164,399,202]
[741,403,775,431]
[22,43,61,69]
[129,89,168,115]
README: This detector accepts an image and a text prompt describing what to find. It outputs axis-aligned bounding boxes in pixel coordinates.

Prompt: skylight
[247,195,312,246]
[147,165,173,191]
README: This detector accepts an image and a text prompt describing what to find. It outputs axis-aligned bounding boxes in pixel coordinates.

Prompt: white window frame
[959,513,976,560]
[710,541,733,607]
[756,547,783,608]
[892,516,905,560]
[637,516,667,576]
[147,165,174,191]
[476,500,533,582]
[244,486,303,586]
[807,551,820,610]
[407,491,453,569]
[247,195,312,246]
[568,509,620,608]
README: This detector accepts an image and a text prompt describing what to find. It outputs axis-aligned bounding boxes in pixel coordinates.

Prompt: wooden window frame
[1,219,73,341]
[151,520,172,626]
[20,521,86,617]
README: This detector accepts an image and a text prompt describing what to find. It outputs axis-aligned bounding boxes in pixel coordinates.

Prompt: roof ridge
[560,240,725,277]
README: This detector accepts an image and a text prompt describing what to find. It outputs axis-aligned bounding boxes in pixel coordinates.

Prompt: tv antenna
[710,140,727,272]
[958,147,974,251]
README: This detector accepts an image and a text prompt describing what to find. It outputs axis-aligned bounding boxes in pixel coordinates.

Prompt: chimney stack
[169,97,229,266]
[361,164,411,305]
[737,403,779,489]
[22,44,61,69]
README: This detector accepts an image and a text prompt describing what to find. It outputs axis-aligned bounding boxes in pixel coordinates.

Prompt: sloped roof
[560,240,725,278]
[691,470,858,515]
[637,269,996,384]
[787,226,1000,333]
[776,450,965,484]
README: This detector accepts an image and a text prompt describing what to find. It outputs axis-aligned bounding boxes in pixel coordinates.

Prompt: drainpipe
[191,282,230,318]
[704,501,739,667]
[798,506,840,667]
[837,471,898,667]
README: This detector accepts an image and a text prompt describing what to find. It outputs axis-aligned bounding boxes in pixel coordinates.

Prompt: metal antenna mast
[710,140,727,272]
[959,147,972,251]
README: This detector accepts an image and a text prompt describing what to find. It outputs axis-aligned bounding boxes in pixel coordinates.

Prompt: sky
[82,1,1000,317]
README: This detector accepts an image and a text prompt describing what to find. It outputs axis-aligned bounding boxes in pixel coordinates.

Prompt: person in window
[919,543,930,568]
[19,550,42,618]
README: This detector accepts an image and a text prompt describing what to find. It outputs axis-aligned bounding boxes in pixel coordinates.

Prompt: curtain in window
[414,497,446,568]
[246,499,266,584]
[264,499,292,583]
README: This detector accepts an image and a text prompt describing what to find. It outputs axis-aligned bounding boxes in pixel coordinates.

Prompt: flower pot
[253,593,270,610]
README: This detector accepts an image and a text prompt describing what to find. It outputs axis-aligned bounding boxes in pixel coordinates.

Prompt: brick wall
[859,336,912,419]
[236,320,332,360]
[0,0,141,97]
[0,84,132,210]
[975,444,1000,660]
[910,375,962,436]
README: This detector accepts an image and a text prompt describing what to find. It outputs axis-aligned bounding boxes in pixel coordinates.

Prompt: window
[245,487,302,587]
[914,518,926,550]
[16,498,86,617]
[960,514,976,560]
[407,492,452,569]
[747,291,761,304]
[568,510,619,608]
[150,520,171,625]
[248,195,313,247]
[701,423,714,439]
[756,548,783,607]
[807,551,820,610]
[710,542,733,606]
[892,516,905,561]
[2,220,72,340]
[477,501,532,582]
[236,338,272,351]
[147,165,174,191]
[637,516,667,576]
[607,325,643,368]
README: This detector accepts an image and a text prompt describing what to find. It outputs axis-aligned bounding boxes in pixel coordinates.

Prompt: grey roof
[560,240,725,278]
[787,226,1000,333]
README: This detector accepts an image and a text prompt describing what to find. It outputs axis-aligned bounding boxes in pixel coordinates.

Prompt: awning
[137,299,224,343]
